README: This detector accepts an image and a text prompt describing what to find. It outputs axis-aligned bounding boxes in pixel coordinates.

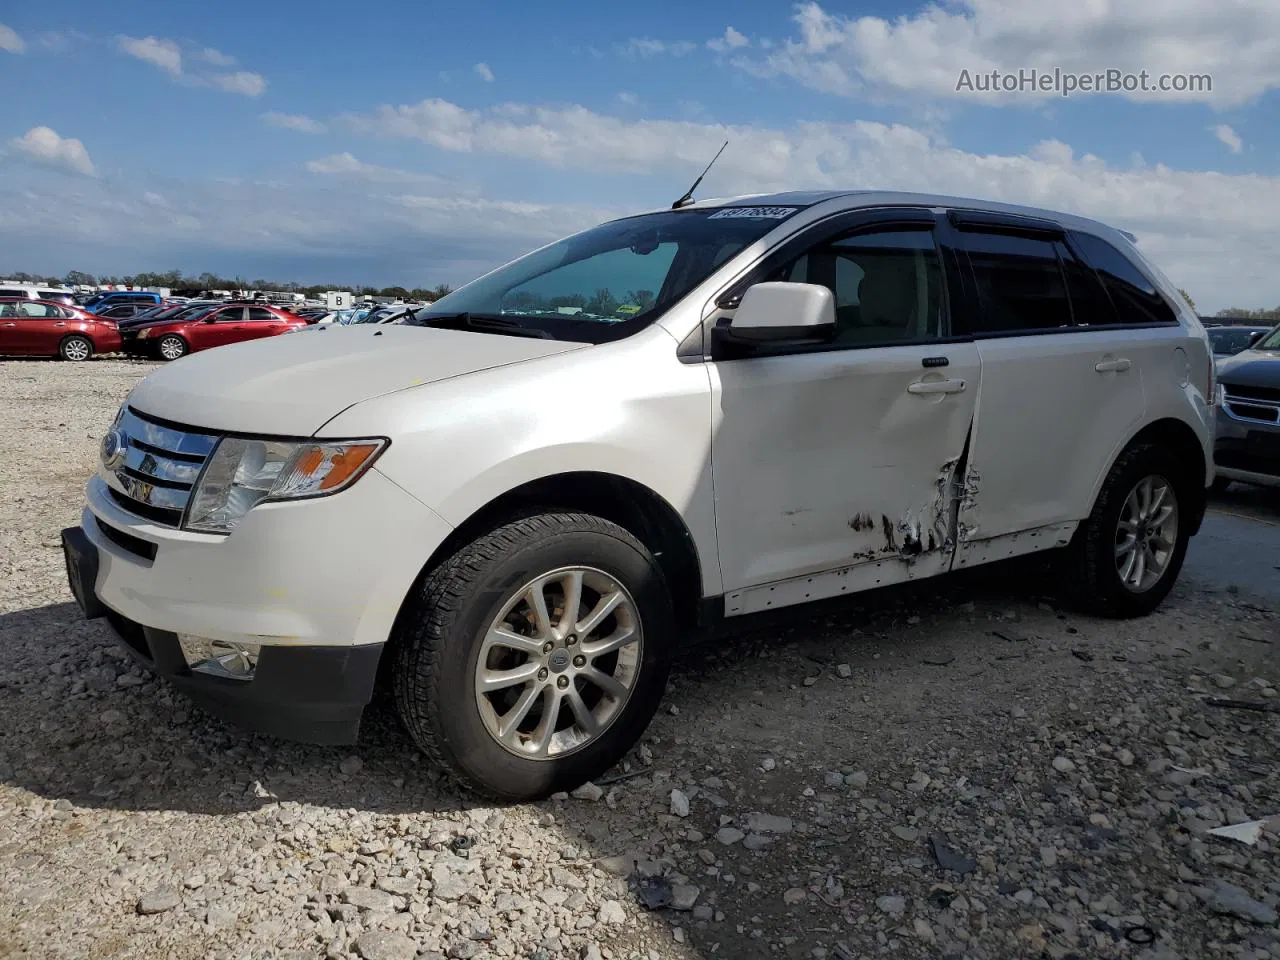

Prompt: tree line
[3,268,453,302]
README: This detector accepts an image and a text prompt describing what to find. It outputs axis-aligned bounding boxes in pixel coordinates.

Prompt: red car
[0,297,122,361]
[130,302,309,360]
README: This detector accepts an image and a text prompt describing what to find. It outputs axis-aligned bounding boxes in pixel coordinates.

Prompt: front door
[200,306,248,349]
[709,219,981,613]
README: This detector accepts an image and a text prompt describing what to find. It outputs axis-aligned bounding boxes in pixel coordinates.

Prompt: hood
[1216,348,1280,388]
[127,325,588,435]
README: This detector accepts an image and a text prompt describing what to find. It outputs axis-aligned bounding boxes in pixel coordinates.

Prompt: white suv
[61,190,1215,800]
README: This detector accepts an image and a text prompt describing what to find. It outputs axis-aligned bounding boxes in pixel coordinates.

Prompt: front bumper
[63,464,455,744]
[1215,405,1280,487]
[62,525,384,744]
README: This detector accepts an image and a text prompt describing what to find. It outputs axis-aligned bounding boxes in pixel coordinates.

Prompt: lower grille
[96,517,158,562]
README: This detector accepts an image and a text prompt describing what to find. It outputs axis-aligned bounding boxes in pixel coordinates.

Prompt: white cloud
[617,91,639,106]
[1212,124,1243,154]
[198,46,236,66]
[210,70,267,97]
[118,35,182,76]
[707,26,749,53]
[7,126,96,176]
[740,0,1280,107]
[334,95,1280,311]
[305,152,453,186]
[617,37,696,58]
[0,23,24,53]
[263,111,328,134]
[474,62,495,82]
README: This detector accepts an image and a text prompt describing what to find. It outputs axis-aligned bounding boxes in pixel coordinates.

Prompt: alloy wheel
[159,337,185,360]
[1114,474,1179,593]
[473,566,642,760]
[62,339,90,361]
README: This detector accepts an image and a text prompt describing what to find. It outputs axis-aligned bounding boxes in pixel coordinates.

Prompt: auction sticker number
[707,206,798,220]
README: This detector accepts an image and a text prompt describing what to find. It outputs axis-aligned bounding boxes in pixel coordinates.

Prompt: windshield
[408,205,803,342]
[1254,323,1280,351]
[1209,327,1269,355]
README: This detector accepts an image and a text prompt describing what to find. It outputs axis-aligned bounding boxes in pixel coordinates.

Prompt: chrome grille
[101,407,219,527]
[1223,387,1280,426]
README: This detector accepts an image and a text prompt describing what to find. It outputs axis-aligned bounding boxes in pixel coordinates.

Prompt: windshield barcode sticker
[707,206,798,220]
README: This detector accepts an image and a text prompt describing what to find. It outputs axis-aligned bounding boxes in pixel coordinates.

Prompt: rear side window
[1055,241,1117,326]
[1071,232,1178,325]
[955,231,1073,335]
[246,307,278,322]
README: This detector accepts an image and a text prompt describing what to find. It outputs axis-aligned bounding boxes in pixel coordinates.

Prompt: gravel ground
[2,357,1279,960]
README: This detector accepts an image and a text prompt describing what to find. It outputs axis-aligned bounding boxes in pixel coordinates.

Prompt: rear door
[943,212,1147,566]
[242,306,289,342]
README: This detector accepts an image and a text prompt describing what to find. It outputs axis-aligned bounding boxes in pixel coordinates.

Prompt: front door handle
[907,378,967,395]
[53,322,66,327]
[1095,357,1131,372]
[2,322,14,327]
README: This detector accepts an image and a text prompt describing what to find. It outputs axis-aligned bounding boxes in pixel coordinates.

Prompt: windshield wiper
[410,312,555,339]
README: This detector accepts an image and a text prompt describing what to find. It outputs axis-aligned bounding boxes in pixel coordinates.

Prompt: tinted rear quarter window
[1071,232,1177,325]
[956,230,1073,334]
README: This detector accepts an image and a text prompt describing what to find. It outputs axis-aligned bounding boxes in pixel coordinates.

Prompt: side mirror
[712,282,836,355]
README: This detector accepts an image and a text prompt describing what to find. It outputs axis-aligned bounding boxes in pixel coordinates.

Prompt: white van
[61,190,1215,800]
[0,282,76,305]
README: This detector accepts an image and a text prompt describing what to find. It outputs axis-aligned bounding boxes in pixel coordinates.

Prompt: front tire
[1058,442,1191,618]
[393,512,676,801]
[1210,475,1232,495]
[59,335,93,362]
[156,335,187,361]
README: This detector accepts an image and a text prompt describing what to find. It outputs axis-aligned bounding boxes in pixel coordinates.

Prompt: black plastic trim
[947,207,1064,237]
[95,517,158,562]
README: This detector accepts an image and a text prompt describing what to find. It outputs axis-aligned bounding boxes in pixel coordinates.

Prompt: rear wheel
[393,512,675,800]
[156,335,187,361]
[1058,442,1191,618]
[59,335,93,362]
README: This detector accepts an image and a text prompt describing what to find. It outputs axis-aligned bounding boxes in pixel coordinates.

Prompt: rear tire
[1057,442,1191,618]
[156,335,187,361]
[58,335,93,362]
[392,512,676,801]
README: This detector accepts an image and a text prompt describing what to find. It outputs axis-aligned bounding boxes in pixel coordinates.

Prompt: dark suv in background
[1214,322,1280,492]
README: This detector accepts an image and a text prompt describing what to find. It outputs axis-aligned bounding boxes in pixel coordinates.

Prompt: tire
[1057,442,1192,618]
[58,335,93,362]
[393,512,676,801]
[156,335,187,361]
[1210,476,1232,495]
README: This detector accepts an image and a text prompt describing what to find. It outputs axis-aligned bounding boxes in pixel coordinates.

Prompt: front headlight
[186,437,388,533]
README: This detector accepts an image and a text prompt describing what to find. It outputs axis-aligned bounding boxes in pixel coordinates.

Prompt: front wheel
[156,335,187,361]
[1057,442,1191,618]
[393,512,675,800]
[1210,475,1232,495]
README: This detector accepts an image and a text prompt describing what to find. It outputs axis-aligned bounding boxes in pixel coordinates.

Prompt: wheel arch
[1103,417,1208,536]
[385,471,706,672]
[58,333,94,360]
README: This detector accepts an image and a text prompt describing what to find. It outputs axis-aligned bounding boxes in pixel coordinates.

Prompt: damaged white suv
[62,190,1215,800]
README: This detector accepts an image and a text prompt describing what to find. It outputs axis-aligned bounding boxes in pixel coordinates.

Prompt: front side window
[409,206,803,342]
[957,231,1072,335]
[770,229,946,345]
[1072,232,1177,325]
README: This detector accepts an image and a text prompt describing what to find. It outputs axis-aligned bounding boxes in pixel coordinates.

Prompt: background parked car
[1213,321,1280,492]
[0,297,122,360]
[94,301,161,323]
[129,301,308,360]
[81,290,164,314]
[0,283,77,306]
[1208,324,1271,361]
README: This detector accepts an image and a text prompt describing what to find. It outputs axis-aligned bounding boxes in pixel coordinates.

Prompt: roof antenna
[672,140,728,209]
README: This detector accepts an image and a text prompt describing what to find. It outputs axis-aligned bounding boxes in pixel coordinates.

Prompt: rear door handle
[907,378,967,395]
[1095,358,1131,372]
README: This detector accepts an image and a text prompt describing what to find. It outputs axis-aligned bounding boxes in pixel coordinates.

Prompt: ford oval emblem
[101,428,127,470]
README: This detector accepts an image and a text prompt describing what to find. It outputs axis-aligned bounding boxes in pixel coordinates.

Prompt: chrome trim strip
[122,444,202,484]
[120,408,218,457]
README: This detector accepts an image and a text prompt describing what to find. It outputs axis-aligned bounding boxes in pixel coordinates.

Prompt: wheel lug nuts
[557,676,569,689]
[566,635,577,645]
[573,656,585,668]
[537,668,548,681]
[542,641,554,654]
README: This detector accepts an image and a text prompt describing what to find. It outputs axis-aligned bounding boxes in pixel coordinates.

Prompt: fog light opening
[178,635,260,681]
